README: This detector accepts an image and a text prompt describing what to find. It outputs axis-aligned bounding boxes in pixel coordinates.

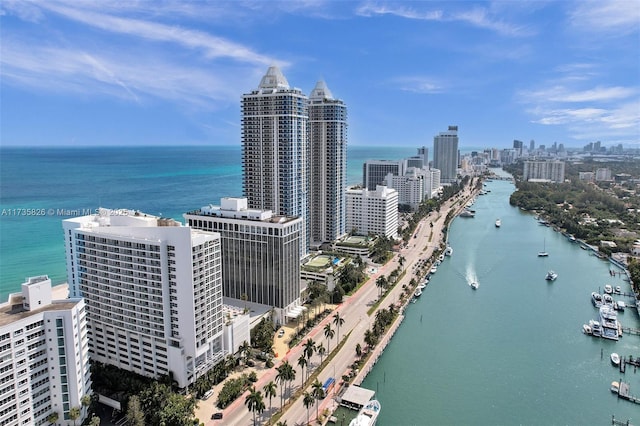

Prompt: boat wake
[465,267,478,287]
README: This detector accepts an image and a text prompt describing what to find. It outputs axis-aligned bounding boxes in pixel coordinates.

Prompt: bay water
[362,178,640,425]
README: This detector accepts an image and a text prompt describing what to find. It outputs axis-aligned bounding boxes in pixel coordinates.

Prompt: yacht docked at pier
[598,305,620,340]
[349,400,381,426]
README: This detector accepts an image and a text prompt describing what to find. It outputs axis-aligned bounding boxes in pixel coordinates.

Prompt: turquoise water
[362,178,640,425]
[0,145,418,299]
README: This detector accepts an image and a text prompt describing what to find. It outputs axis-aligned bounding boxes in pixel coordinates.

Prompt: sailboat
[538,238,549,257]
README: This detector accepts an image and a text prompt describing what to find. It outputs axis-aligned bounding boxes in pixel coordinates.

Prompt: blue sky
[1,1,638,149]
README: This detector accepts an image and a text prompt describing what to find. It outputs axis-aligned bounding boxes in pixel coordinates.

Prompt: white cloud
[392,76,445,94]
[524,85,637,104]
[568,0,640,34]
[355,1,533,36]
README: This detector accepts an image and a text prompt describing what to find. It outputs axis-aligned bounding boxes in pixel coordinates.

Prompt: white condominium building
[308,80,348,247]
[346,185,399,239]
[242,66,310,256]
[385,168,424,211]
[0,276,90,426]
[63,209,224,389]
[523,160,565,183]
[185,198,302,326]
[433,125,459,184]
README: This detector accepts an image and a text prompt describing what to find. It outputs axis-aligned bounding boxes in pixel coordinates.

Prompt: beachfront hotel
[62,209,225,389]
[185,197,304,325]
[346,185,399,239]
[308,80,348,248]
[0,276,91,426]
[433,125,459,184]
[241,66,310,256]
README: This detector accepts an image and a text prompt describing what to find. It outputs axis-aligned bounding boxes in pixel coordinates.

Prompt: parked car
[211,412,223,420]
[278,329,285,338]
[201,389,214,400]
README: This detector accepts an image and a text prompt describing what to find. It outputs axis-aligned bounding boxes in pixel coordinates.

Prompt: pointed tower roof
[309,80,334,100]
[258,66,290,89]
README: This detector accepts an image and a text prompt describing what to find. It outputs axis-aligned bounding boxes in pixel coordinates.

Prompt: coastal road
[213,183,477,426]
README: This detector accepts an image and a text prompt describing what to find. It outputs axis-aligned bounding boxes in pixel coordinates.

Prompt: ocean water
[362,179,640,425]
[0,144,417,299]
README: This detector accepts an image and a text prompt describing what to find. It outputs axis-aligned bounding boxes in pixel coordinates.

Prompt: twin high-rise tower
[241,66,348,253]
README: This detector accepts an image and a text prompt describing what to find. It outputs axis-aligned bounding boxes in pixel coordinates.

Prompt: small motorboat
[430,266,438,274]
[470,282,479,290]
[414,288,422,298]
[582,324,592,335]
[611,353,620,366]
[604,284,613,294]
[611,381,620,393]
[614,285,622,294]
[615,300,626,311]
[589,320,602,337]
[545,270,558,281]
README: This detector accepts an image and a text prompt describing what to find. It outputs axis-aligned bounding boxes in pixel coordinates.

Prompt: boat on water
[545,270,558,281]
[495,218,501,228]
[614,285,621,294]
[591,292,603,308]
[611,381,620,393]
[599,305,619,340]
[414,288,422,298]
[603,294,614,307]
[349,399,381,426]
[538,238,549,257]
[582,323,592,335]
[459,210,475,218]
[604,284,613,294]
[430,266,438,274]
[438,254,445,262]
[611,353,620,366]
[444,246,453,256]
[470,281,479,290]
[589,320,602,337]
[615,300,626,311]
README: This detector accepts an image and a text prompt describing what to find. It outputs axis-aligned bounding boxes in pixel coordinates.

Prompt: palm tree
[317,343,326,365]
[47,412,59,426]
[303,338,316,379]
[80,394,91,417]
[399,255,405,268]
[263,380,277,416]
[333,312,345,342]
[355,343,362,359]
[68,407,81,426]
[323,323,334,352]
[297,354,308,388]
[375,276,387,298]
[275,364,286,407]
[311,378,324,421]
[239,340,251,366]
[303,392,314,426]
[245,386,265,426]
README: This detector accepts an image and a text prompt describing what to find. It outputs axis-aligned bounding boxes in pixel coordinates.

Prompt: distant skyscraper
[185,197,303,325]
[433,126,459,184]
[241,66,309,255]
[0,276,91,426]
[63,209,224,389]
[529,139,535,151]
[308,80,348,246]
[513,140,523,155]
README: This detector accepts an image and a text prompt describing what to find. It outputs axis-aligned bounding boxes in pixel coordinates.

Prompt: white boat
[603,294,614,307]
[459,210,475,218]
[589,320,602,337]
[470,282,479,290]
[495,218,501,228]
[430,266,438,274]
[545,270,558,281]
[614,285,621,294]
[611,353,620,366]
[582,324,592,335]
[414,288,422,298]
[604,284,613,294]
[538,238,548,257]
[599,305,619,340]
[349,399,381,426]
[611,381,620,393]
[615,300,626,311]
[591,292,603,308]
[444,246,453,256]
[438,254,445,262]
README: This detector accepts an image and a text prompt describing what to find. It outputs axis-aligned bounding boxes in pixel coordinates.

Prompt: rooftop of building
[0,293,79,327]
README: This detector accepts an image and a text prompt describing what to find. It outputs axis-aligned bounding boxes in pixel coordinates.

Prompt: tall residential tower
[308,80,348,247]
[241,66,309,255]
[433,125,459,184]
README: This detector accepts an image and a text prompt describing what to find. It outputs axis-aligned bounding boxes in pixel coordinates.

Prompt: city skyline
[1,1,639,148]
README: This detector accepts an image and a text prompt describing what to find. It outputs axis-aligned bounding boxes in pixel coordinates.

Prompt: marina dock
[615,381,640,404]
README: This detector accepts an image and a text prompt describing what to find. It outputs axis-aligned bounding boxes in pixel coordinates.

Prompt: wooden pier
[612,415,633,426]
[615,381,640,404]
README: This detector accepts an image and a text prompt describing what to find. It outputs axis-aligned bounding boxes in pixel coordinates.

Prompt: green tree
[317,342,326,365]
[311,378,325,421]
[47,412,59,426]
[303,392,314,426]
[375,276,387,298]
[333,312,345,342]
[88,416,101,426]
[125,395,145,426]
[323,323,335,352]
[355,343,362,359]
[244,386,265,426]
[69,407,81,426]
[263,380,277,417]
[297,354,308,388]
